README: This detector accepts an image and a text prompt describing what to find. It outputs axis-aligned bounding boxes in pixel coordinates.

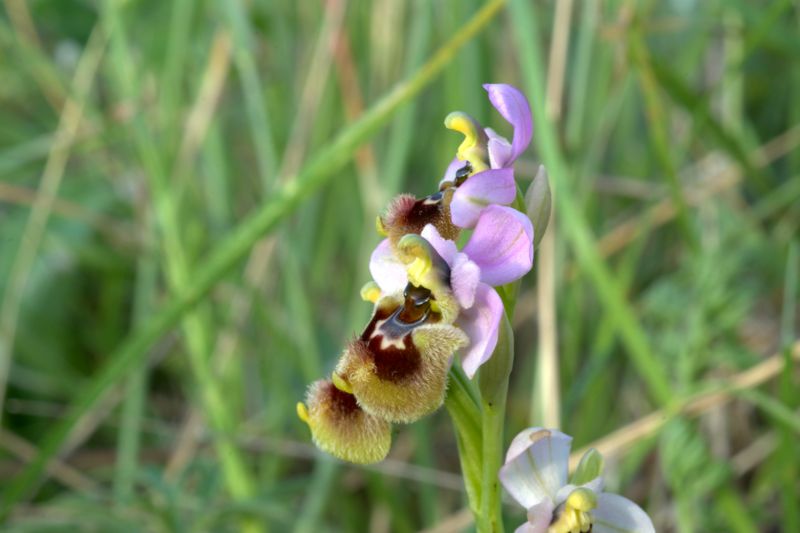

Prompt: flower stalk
[444,365,483,514]
[478,311,514,532]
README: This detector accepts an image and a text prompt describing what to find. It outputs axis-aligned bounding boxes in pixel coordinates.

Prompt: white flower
[499,428,655,533]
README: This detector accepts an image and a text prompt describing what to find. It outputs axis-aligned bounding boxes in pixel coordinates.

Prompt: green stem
[0,0,506,517]
[476,312,514,533]
[445,364,482,514]
[478,396,507,533]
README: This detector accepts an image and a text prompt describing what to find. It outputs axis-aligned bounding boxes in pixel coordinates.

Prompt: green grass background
[0,0,798,531]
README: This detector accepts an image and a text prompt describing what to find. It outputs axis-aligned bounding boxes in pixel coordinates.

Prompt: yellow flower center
[548,488,597,533]
[396,234,434,288]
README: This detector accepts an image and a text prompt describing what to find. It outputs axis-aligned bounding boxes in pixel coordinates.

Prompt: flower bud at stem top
[524,164,551,249]
[478,309,514,402]
[570,448,604,486]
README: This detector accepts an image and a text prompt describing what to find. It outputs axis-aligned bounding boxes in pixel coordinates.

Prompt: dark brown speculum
[354,284,441,382]
[398,283,433,323]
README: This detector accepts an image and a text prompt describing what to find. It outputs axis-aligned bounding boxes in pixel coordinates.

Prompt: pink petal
[486,127,513,169]
[369,238,407,294]
[483,83,533,166]
[457,283,503,378]
[451,253,480,309]
[420,224,458,266]
[463,205,534,286]
[421,225,479,309]
[450,168,516,229]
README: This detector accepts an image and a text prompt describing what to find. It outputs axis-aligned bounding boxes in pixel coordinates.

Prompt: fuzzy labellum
[377,189,460,248]
[336,290,468,423]
[297,380,391,464]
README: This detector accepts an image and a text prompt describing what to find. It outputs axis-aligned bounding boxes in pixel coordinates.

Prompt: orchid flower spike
[335,289,468,424]
[371,204,533,378]
[499,428,655,533]
[440,83,533,229]
[297,380,391,464]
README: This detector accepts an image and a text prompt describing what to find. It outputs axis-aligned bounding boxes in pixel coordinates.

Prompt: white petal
[515,517,548,533]
[369,239,407,294]
[553,478,604,507]
[525,500,554,533]
[506,427,560,463]
[592,493,655,533]
[585,476,605,495]
[499,429,572,509]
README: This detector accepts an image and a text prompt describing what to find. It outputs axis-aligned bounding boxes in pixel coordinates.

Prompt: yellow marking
[397,235,434,288]
[444,111,489,171]
[444,112,480,159]
[332,372,353,394]
[548,488,597,533]
[529,429,551,443]
[360,281,382,303]
[375,215,388,236]
[407,257,430,287]
[296,402,310,425]
[566,488,597,511]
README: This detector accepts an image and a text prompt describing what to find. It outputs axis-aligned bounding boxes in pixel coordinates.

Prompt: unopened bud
[570,448,604,486]
[524,165,551,249]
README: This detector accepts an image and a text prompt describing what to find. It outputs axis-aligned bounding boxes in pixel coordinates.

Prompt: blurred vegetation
[0,0,798,531]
